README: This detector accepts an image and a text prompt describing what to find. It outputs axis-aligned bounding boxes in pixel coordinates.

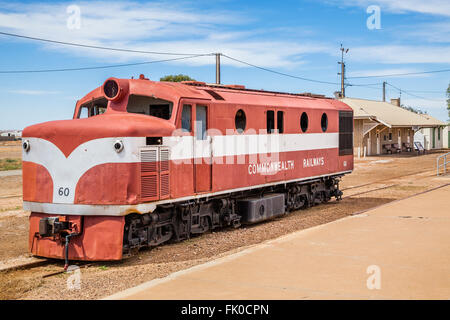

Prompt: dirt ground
[0,141,21,160]
[0,150,449,300]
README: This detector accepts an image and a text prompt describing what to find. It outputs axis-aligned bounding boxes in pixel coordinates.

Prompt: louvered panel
[141,175,158,200]
[140,146,170,202]
[159,147,170,199]
[160,148,170,172]
[140,149,158,173]
[160,173,170,199]
[140,148,158,201]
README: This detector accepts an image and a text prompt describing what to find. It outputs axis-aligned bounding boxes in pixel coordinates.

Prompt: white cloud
[0,1,330,68]
[401,22,450,43]
[326,0,450,17]
[348,45,450,64]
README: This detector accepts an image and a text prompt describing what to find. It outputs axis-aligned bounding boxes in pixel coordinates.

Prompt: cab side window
[181,104,192,132]
[267,110,275,134]
[277,111,284,134]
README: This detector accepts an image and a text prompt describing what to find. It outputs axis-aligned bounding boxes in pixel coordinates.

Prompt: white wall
[418,127,446,150]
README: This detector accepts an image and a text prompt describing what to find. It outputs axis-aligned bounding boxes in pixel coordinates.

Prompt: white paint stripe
[23,201,156,216]
[212,133,339,157]
[22,133,340,205]
[166,133,339,160]
[23,170,352,216]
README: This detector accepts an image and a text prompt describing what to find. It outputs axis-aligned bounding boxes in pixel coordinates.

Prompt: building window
[438,127,441,140]
[277,111,284,134]
[321,113,328,132]
[267,110,275,134]
[389,132,392,140]
[235,109,246,133]
[181,104,191,132]
[300,112,308,133]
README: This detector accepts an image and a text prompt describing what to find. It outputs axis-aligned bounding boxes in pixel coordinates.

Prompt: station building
[340,97,446,156]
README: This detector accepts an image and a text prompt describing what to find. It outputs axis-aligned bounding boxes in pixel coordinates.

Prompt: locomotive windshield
[78,97,108,118]
[127,94,173,120]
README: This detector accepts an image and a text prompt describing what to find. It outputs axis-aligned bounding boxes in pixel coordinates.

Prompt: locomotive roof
[78,77,351,112]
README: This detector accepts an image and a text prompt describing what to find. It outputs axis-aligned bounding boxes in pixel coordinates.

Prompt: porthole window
[235,109,246,133]
[321,113,328,132]
[300,112,308,133]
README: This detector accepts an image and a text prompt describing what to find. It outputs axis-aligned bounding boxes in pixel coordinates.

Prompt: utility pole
[338,44,349,97]
[382,81,386,102]
[215,53,221,84]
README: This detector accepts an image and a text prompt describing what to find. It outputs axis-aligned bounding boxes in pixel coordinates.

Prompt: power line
[0,32,445,97]
[0,31,206,56]
[222,54,388,89]
[0,54,211,74]
[386,82,444,102]
[221,54,340,85]
[348,68,450,79]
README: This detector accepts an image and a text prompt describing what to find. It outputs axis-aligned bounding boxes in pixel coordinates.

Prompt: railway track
[0,257,96,278]
[341,168,435,192]
[0,168,441,276]
[0,194,22,199]
[341,169,438,199]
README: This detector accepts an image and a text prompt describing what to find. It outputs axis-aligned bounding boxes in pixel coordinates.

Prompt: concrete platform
[106,184,450,300]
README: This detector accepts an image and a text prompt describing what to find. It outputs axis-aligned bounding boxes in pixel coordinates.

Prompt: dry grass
[0,158,22,171]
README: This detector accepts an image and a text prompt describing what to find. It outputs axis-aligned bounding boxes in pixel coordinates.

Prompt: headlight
[23,140,30,152]
[102,77,129,102]
[114,140,124,153]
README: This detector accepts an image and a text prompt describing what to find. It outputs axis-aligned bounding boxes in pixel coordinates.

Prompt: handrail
[437,152,450,176]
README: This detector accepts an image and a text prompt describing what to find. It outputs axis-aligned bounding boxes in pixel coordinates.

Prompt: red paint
[75,163,140,205]
[29,213,124,261]
[22,161,53,203]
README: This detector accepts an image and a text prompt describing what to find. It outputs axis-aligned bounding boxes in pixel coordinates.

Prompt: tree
[400,104,427,115]
[160,74,195,82]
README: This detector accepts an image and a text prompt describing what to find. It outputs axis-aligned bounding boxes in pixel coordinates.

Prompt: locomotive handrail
[436,152,450,176]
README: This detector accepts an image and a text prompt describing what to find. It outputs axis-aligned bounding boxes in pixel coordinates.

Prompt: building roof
[340,97,446,128]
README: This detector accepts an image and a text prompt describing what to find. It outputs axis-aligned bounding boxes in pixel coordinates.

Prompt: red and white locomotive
[22,75,353,263]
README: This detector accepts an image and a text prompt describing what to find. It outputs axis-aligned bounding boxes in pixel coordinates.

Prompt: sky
[0,0,449,130]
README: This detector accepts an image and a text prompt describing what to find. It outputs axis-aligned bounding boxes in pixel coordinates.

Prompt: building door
[194,105,212,192]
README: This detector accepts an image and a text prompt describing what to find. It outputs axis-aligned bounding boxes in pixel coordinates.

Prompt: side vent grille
[160,174,170,199]
[141,149,157,173]
[140,147,170,202]
[159,147,170,199]
[141,176,157,199]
